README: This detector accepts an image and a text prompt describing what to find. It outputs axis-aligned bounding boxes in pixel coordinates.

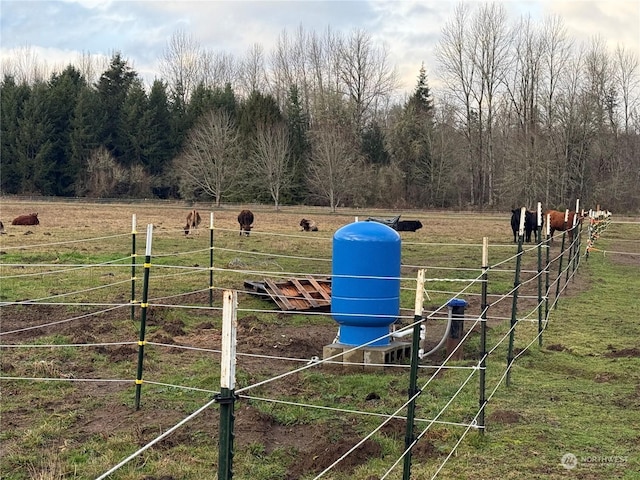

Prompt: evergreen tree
[361,120,390,166]
[0,76,30,194]
[409,63,434,115]
[121,78,150,167]
[388,64,436,206]
[70,87,101,195]
[14,82,55,194]
[237,90,282,138]
[46,66,87,195]
[146,80,175,178]
[95,53,138,161]
[285,85,311,203]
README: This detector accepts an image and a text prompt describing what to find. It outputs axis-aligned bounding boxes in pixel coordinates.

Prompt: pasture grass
[1,201,638,479]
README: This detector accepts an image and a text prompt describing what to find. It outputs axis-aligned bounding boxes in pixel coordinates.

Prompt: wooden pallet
[244,276,331,312]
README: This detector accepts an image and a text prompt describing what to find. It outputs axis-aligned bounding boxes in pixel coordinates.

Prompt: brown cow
[11,213,39,226]
[184,209,202,235]
[300,218,318,232]
[238,209,254,236]
[545,210,584,243]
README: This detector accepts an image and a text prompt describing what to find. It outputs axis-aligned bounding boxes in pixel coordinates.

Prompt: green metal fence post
[507,208,525,387]
[479,238,489,434]
[402,269,425,480]
[135,224,153,410]
[536,204,543,347]
[544,213,551,325]
[209,212,214,308]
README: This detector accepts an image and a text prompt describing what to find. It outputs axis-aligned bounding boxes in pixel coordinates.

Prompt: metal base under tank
[322,341,412,371]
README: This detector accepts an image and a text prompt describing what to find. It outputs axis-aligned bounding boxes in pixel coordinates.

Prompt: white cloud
[1,0,638,94]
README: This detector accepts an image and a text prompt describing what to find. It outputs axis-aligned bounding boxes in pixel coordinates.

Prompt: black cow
[395,220,422,232]
[511,208,540,243]
[300,218,318,232]
[238,209,254,236]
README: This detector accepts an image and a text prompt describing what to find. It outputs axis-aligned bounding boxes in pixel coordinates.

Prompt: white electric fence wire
[148,287,213,303]
[0,277,132,306]
[95,397,219,480]
[152,246,214,258]
[0,304,126,335]
[428,407,483,479]
[144,380,218,394]
[1,341,135,348]
[310,308,483,477]
[0,232,130,250]
[239,394,477,429]
[1,221,593,479]
[379,367,479,480]
[1,376,130,384]
[0,256,133,279]
[146,341,477,370]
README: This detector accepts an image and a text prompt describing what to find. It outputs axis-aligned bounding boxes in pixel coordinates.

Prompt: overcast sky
[1,0,639,95]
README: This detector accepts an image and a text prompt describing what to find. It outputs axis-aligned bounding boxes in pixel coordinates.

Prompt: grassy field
[0,199,638,480]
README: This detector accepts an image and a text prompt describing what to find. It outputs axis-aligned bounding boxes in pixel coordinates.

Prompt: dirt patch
[547,344,570,352]
[286,435,381,479]
[604,347,640,358]
[487,410,522,424]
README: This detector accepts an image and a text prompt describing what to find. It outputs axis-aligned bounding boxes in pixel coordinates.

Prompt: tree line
[2,3,639,212]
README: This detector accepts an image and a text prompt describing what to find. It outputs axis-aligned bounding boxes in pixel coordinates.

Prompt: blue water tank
[331,221,401,346]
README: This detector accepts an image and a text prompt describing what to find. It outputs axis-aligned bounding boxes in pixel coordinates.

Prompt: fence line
[0,208,609,479]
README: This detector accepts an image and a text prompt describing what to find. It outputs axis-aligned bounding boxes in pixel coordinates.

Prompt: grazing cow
[546,210,584,243]
[510,208,539,243]
[11,213,39,226]
[395,220,423,232]
[0,220,4,234]
[238,209,254,236]
[300,218,318,232]
[184,209,202,235]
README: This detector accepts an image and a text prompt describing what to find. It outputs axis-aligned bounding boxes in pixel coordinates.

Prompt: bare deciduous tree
[160,29,202,105]
[308,102,360,212]
[251,122,291,210]
[238,43,268,96]
[175,110,240,206]
[200,50,238,89]
[436,3,479,206]
[471,2,511,207]
[338,28,398,132]
[1,45,47,84]
[614,45,639,135]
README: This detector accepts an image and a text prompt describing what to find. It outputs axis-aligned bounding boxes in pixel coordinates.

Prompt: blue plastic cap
[447,298,468,308]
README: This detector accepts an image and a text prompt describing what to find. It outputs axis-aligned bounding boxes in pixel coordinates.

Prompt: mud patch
[286,436,381,479]
[547,344,570,352]
[488,410,522,424]
[604,347,640,358]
